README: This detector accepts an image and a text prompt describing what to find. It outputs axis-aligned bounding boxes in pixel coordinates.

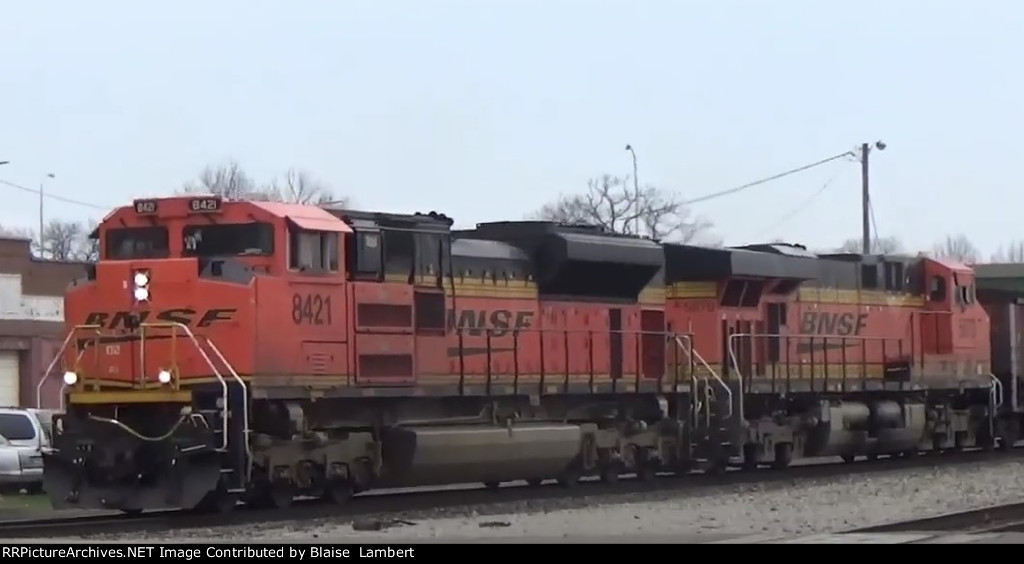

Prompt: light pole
[624,144,639,235]
[858,141,886,254]
[39,173,55,257]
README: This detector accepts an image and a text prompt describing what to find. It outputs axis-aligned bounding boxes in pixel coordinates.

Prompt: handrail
[726,332,911,411]
[674,335,733,419]
[140,322,231,453]
[203,336,252,481]
[988,373,1004,410]
[57,349,88,412]
[36,324,103,409]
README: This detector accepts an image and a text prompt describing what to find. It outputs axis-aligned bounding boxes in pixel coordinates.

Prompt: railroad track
[851,500,1024,535]
[2,447,1022,540]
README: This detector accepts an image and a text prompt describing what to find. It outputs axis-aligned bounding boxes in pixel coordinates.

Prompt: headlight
[133,272,149,287]
[62,371,78,385]
[133,287,150,301]
[157,370,172,384]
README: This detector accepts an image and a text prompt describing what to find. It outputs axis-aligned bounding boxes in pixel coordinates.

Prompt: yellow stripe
[667,282,717,299]
[69,389,193,404]
[639,287,666,305]
[797,287,925,307]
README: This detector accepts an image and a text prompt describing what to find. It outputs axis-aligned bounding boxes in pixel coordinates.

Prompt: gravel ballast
[59,457,1024,542]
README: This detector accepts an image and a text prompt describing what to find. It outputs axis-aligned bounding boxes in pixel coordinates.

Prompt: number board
[292,293,333,325]
[133,199,159,215]
[188,197,223,213]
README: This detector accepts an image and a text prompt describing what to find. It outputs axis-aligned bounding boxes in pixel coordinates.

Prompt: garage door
[0,351,20,408]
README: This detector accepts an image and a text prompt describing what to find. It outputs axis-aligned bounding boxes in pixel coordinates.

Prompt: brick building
[0,237,88,409]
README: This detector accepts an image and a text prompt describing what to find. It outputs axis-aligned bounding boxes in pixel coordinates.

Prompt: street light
[624,144,639,236]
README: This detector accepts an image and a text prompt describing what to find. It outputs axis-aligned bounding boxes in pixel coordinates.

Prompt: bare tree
[181,159,260,200]
[533,174,714,243]
[265,168,344,206]
[77,219,99,262]
[932,233,980,264]
[181,161,349,206]
[991,240,1024,263]
[835,236,903,254]
[0,221,97,262]
[40,220,83,261]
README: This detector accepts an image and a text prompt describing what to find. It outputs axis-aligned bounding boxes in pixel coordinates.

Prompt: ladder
[673,335,737,465]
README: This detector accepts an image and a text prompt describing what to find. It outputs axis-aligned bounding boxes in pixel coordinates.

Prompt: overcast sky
[1,0,1021,257]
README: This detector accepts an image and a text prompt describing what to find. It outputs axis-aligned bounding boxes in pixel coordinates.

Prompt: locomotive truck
[39,195,1015,514]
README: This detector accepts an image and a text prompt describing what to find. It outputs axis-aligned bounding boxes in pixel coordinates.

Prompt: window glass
[289,230,339,272]
[183,223,274,257]
[0,413,35,441]
[105,227,170,260]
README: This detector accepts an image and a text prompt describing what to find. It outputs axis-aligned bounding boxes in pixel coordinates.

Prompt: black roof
[663,243,819,283]
[544,231,663,270]
[451,238,528,261]
[456,220,662,266]
[325,208,454,232]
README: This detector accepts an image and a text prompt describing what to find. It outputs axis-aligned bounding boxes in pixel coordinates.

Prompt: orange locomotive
[664,243,996,468]
[41,196,1001,514]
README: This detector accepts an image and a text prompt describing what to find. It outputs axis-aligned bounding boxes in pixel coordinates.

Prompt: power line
[753,176,837,238]
[0,178,110,211]
[868,199,881,251]
[683,150,855,206]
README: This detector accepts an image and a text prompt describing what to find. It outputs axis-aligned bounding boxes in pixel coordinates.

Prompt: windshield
[105,227,170,260]
[0,413,35,441]
[183,222,274,257]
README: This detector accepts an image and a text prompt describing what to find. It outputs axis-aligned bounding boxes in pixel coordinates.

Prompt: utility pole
[625,144,639,235]
[859,140,886,255]
[860,142,870,255]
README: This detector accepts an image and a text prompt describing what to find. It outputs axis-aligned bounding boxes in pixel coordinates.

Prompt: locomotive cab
[43,195,352,514]
[918,257,990,377]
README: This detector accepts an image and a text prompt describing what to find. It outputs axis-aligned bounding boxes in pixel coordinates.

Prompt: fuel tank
[378,423,582,487]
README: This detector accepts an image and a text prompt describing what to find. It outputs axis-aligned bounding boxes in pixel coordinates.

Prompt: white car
[0,407,58,494]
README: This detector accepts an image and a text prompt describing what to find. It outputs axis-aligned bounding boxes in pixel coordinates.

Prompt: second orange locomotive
[42,195,1000,513]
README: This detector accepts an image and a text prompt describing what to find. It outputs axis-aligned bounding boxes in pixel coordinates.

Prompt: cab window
[183,223,274,257]
[929,275,947,303]
[289,229,339,272]
[105,227,170,260]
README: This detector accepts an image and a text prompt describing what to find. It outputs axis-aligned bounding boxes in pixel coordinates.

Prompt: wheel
[557,464,581,488]
[525,478,543,487]
[841,454,856,464]
[704,457,728,475]
[742,444,760,471]
[636,449,659,482]
[997,420,1018,451]
[483,481,501,489]
[771,443,792,470]
[193,489,239,514]
[267,484,295,509]
[599,462,621,484]
[322,480,353,505]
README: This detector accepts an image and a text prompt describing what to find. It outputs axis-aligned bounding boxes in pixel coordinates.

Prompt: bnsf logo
[82,308,237,331]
